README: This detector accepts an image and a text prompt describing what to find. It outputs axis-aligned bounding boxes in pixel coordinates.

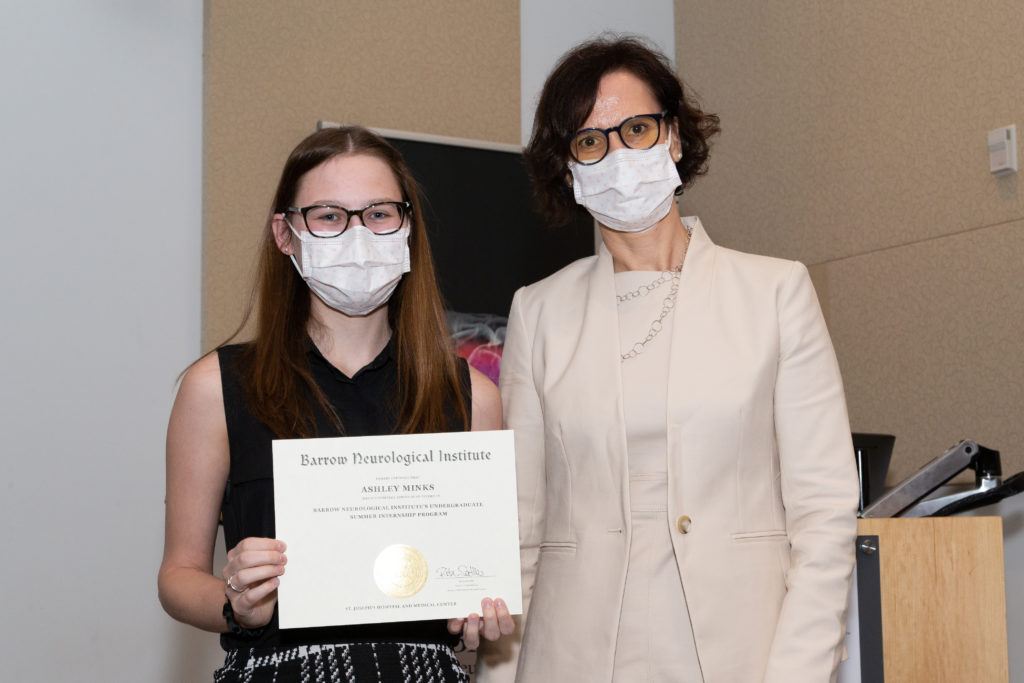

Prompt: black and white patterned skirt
[214,642,469,683]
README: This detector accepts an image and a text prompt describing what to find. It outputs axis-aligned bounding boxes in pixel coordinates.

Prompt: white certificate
[272,429,522,629]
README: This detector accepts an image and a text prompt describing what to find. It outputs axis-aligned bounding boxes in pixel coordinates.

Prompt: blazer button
[676,515,692,534]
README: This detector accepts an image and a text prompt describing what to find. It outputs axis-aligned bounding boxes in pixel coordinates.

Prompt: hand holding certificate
[272,429,522,630]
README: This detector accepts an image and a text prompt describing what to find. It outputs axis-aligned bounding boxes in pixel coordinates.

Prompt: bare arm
[157,353,285,633]
[469,365,502,431]
[158,352,233,632]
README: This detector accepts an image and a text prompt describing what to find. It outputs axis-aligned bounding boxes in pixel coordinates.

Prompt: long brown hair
[225,126,468,438]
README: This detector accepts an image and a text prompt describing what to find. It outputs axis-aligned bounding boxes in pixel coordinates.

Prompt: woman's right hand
[221,537,288,629]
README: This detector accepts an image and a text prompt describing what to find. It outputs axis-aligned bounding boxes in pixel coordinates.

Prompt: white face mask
[288,223,411,316]
[568,134,682,233]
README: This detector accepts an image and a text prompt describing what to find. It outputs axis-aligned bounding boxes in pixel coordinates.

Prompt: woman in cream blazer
[478,37,858,683]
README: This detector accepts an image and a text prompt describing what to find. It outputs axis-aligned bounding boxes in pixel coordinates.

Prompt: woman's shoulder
[215,341,252,361]
[212,342,255,380]
[712,242,800,278]
[513,253,599,311]
[467,364,502,430]
[176,350,226,414]
[526,253,598,293]
[690,215,801,285]
[181,342,253,401]
[708,243,814,301]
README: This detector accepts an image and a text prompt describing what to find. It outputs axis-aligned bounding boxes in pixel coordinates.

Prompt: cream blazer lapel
[665,216,716,429]
[558,241,631,520]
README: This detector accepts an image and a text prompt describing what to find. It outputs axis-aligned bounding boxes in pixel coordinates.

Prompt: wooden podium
[855,517,1009,682]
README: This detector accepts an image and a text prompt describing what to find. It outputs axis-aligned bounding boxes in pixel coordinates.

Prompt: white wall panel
[0,2,207,679]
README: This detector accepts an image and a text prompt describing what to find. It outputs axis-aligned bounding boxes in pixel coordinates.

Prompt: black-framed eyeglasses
[282,201,411,238]
[569,111,668,165]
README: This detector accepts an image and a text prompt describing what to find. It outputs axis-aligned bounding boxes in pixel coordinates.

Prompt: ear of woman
[271,214,294,255]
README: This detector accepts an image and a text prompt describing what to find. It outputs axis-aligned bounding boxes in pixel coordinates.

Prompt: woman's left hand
[447,597,515,649]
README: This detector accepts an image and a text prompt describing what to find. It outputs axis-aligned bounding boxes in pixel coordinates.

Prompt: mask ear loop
[666,126,685,199]
[402,221,412,272]
[288,253,305,278]
[281,214,309,278]
[665,126,682,163]
[283,213,304,240]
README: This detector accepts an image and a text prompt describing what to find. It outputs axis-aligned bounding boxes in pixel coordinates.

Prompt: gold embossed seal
[373,544,428,598]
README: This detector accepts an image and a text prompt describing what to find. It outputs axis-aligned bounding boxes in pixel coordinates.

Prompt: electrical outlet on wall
[988,125,1018,175]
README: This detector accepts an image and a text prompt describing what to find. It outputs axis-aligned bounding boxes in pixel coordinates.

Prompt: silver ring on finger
[227,574,248,593]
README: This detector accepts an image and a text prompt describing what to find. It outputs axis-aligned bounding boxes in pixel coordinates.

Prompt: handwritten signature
[436,565,486,578]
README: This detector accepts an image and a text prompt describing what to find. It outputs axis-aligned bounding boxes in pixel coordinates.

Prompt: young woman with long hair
[159,126,513,682]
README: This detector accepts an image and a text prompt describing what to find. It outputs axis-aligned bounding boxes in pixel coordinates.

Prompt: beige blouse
[613,270,704,683]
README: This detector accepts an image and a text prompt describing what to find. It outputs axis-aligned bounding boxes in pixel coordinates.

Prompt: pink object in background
[449,312,507,385]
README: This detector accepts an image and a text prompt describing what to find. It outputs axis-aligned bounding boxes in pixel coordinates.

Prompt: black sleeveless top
[217,338,470,651]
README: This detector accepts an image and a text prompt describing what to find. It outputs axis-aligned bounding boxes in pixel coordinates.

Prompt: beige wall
[203,0,519,347]
[676,1,1024,482]
[204,1,1023,481]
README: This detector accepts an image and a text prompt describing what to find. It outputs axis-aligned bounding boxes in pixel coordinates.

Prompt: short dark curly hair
[524,35,720,227]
